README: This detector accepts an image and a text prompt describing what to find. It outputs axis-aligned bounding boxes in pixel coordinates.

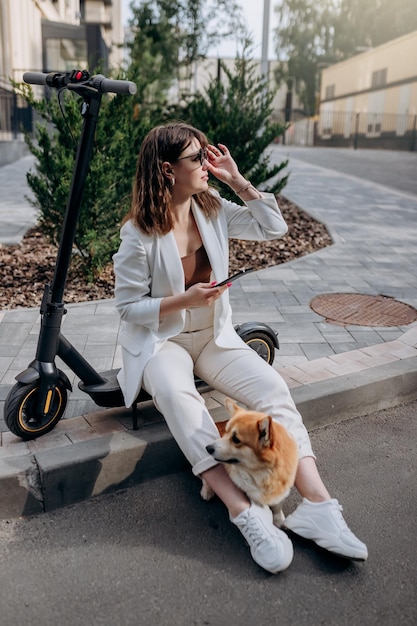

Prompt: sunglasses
[176,147,208,166]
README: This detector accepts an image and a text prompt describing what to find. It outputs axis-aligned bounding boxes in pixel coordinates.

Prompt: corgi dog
[203,398,299,526]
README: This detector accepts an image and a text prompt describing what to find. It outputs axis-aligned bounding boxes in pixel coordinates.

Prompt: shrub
[168,48,288,201]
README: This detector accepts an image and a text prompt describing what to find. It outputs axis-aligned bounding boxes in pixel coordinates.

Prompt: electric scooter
[4,70,279,441]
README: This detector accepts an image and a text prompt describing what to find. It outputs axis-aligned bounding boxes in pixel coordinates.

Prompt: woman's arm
[207,143,288,240]
[222,194,288,241]
[113,222,162,328]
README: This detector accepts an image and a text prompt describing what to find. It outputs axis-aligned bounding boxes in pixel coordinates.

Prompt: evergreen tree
[171,48,288,201]
[126,1,180,107]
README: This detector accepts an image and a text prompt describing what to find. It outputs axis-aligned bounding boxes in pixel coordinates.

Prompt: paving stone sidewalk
[0,154,36,245]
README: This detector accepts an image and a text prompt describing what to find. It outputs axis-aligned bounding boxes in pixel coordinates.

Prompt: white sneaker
[231,503,294,573]
[284,498,368,561]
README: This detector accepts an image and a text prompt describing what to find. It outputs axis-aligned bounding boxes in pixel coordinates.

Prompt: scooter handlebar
[23,71,137,95]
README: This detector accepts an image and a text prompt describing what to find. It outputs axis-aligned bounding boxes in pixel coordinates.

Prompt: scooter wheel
[242,331,275,365]
[4,380,68,440]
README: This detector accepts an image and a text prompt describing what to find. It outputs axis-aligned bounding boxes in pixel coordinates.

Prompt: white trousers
[142,308,315,476]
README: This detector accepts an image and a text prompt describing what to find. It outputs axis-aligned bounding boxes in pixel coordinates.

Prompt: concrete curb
[292,356,417,430]
[1,356,416,520]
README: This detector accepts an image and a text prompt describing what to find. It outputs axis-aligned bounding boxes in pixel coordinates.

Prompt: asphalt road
[273,145,417,197]
[0,400,416,626]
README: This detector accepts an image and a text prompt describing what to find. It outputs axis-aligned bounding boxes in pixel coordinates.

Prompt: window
[371,69,387,89]
[325,84,335,100]
[45,38,87,72]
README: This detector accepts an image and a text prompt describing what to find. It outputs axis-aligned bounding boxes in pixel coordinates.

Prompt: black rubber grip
[23,72,48,85]
[90,75,137,95]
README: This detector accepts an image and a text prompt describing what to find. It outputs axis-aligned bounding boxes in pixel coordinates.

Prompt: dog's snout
[206,444,215,455]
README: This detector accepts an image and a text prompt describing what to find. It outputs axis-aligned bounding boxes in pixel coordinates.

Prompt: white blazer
[113,192,288,407]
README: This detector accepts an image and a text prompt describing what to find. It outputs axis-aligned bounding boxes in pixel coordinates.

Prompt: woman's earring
[170,177,175,186]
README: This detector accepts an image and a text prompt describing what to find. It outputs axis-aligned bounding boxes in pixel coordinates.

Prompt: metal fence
[283,117,315,146]
[283,110,417,151]
[317,110,417,150]
[316,111,417,150]
[0,89,32,140]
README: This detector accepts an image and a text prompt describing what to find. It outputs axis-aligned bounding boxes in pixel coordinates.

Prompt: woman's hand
[183,281,230,309]
[206,144,242,187]
[206,144,261,198]
[159,281,230,320]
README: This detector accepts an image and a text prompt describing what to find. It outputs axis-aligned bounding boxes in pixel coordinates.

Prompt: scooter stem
[51,92,102,304]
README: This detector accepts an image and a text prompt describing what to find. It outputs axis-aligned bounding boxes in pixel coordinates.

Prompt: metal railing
[316,110,417,151]
[276,109,417,151]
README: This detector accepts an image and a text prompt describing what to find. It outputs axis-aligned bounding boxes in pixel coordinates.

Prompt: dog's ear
[258,416,273,448]
[224,398,240,417]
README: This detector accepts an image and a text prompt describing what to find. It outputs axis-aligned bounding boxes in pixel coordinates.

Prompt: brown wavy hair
[127,123,221,235]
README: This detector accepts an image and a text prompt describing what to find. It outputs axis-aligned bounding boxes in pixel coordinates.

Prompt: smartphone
[215,268,255,287]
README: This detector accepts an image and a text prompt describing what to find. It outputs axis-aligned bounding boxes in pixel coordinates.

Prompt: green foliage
[127,1,180,106]
[335,0,417,57]
[274,0,340,115]
[127,0,244,90]
[168,48,288,201]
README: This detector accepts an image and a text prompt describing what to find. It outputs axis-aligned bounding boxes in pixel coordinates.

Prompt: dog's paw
[200,479,215,501]
[272,508,286,528]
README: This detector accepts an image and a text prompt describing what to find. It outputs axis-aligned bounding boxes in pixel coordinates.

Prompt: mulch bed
[0,196,332,310]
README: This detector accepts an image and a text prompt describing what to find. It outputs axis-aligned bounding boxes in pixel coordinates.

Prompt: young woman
[113,123,368,573]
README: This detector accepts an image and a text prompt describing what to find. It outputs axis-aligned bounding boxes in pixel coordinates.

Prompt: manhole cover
[310,293,417,327]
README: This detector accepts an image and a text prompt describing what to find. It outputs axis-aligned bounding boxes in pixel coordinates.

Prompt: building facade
[317,30,417,150]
